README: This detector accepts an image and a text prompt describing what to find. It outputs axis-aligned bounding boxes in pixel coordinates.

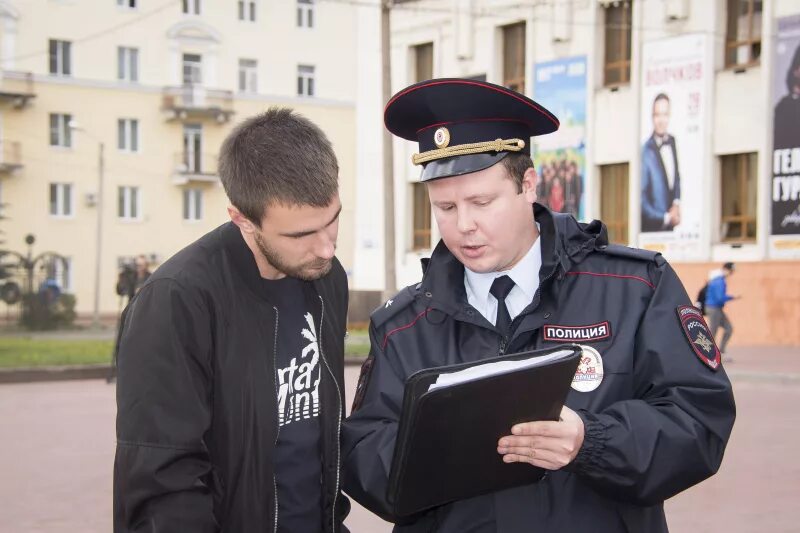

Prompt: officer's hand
[496,406,585,470]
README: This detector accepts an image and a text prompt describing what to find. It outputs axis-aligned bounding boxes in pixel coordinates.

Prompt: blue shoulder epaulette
[371,283,422,328]
[597,244,664,265]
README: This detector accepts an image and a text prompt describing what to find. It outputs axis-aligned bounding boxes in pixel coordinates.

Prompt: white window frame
[297,64,315,97]
[48,39,71,76]
[49,257,73,292]
[238,58,258,93]
[49,113,72,148]
[118,186,141,221]
[49,183,74,218]
[117,46,139,82]
[183,188,203,221]
[238,0,257,21]
[297,0,314,28]
[117,118,139,153]
[182,0,201,15]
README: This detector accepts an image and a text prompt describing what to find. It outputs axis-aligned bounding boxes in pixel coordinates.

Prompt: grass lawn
[0,337,115,368]
[0,331,370,368]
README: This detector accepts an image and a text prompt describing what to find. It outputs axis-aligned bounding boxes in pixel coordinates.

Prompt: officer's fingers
[511,421,560,437]
[497,435,536,450]
[501,449,565,470]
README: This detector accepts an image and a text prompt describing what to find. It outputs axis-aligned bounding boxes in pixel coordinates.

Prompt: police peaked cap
[384,78,560,181]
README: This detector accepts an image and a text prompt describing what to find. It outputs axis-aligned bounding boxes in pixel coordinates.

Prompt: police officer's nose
[456,209,477,234]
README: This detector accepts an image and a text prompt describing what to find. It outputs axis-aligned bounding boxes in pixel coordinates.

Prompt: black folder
[386,344,583,518]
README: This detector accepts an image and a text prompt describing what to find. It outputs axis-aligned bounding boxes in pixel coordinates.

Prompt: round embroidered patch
[433,127,450,148]
[676,305,721,371]
[571,345,605,392]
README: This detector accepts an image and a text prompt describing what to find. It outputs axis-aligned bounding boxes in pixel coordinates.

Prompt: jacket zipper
[317,295,342,533]
[271,306,280,533]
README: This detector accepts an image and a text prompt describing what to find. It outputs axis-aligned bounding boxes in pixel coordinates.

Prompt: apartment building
[0,0,358,318]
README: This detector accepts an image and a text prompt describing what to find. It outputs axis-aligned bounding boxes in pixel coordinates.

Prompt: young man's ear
[228,206,257,234]
[521,167,539,204]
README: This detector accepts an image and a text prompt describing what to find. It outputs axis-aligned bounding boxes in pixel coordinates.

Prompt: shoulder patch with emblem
[676,305,721,371]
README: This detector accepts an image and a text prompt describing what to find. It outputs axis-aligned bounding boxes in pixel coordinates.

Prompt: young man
[342,79,735,532]
[705,262,738,358]
[114,108,350,533]
[641,93,682,232]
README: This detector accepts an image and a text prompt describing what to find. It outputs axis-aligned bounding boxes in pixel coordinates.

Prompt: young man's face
[427,162,538,273]
[250,196,341,280]
[652,98,671,137]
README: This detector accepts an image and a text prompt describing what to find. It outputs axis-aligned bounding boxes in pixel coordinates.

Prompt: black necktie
[490,275,516,337]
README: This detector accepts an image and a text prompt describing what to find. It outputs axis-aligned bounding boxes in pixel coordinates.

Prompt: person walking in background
[705,262,738,361]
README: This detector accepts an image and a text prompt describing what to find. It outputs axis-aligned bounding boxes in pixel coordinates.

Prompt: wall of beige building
[351,0,800,344]
[0,0,358,317]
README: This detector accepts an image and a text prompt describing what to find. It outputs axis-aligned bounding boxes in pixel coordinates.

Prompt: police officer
[341,79,735,532]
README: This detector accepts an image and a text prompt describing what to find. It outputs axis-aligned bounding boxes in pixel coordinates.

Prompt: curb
[0,357,370,385]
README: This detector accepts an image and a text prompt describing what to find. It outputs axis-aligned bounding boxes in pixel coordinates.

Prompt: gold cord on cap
[412,138,526,165]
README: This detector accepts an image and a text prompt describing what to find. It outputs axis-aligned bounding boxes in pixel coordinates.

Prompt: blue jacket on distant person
[705,275,733,308]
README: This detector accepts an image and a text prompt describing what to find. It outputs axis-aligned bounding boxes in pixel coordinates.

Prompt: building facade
[0,0,358,319]
[353,0,800,345]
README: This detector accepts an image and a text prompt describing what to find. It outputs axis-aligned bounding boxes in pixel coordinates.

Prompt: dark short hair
[652,92,670,112]
[500,152,534,193]
[218,107,339,223]
[723,262,735,271]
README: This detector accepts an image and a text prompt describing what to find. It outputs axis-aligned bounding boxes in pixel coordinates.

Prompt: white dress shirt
[464,236,542,326]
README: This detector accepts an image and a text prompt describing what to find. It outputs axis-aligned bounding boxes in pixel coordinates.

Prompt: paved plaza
[1,345,799,532]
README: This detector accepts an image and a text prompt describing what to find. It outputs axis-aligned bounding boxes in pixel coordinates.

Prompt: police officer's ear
[520,167,539,205]
[228,205,260,235]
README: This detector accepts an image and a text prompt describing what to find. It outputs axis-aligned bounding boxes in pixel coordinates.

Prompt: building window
[118,119,139,152]
[117,47,139,82]
[603,1,632,87]
[118,186,141,220]
[414,42,433,83]
[720,152,757,242]
[49,183,73,217]
[502,22,525,93]
[46,257,72,292]
[599,163,629,244]
[238,59,258,93]
[182,0,201,15]
[297,0,314,28]
[48,39,72,76]
[183,124,203,173]
[117,0,137,8]
[49,113,73,148]
[297,65,315,96]
[183,189,203,221]
[182,53,202,85]
[411,182,431,250]
[725,0,762,68]
[238,0,256,21]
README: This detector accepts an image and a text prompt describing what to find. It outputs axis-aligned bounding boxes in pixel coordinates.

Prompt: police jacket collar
[419,203,607,311]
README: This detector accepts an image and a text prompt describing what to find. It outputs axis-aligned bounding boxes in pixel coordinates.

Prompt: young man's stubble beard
[253,230,333,281]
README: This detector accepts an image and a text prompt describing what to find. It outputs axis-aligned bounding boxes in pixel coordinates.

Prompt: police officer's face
[230,196,341,281]
[427,163,538,273]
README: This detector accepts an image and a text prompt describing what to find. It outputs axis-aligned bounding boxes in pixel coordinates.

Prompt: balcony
[171,152,219,185]
[162,85,234,123]
[0,72,35,109]
[0,141,22,174]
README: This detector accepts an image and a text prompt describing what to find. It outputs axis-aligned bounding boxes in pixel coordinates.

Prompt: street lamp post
[69,121,105,328]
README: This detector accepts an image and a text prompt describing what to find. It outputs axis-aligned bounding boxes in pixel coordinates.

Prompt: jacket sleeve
[113,279,218,533]
[567,262,736,506]
[341,322,406,522]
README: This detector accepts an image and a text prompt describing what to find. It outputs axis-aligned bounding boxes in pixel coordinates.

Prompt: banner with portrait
[638,34,708,260]
[770,14,800,257]
[533,56,587,221]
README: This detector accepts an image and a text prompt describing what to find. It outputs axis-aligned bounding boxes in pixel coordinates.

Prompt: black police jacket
[113,222,350,533]
[342,205,735,533]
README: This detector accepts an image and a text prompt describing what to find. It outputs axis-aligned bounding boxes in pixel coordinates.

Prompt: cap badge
[433,127,450,148]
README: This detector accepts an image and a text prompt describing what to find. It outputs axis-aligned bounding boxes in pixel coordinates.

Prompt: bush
[20,292,77,330]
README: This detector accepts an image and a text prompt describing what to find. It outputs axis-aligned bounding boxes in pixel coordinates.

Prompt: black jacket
[114,222,350,533]
[342,205,735,532]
